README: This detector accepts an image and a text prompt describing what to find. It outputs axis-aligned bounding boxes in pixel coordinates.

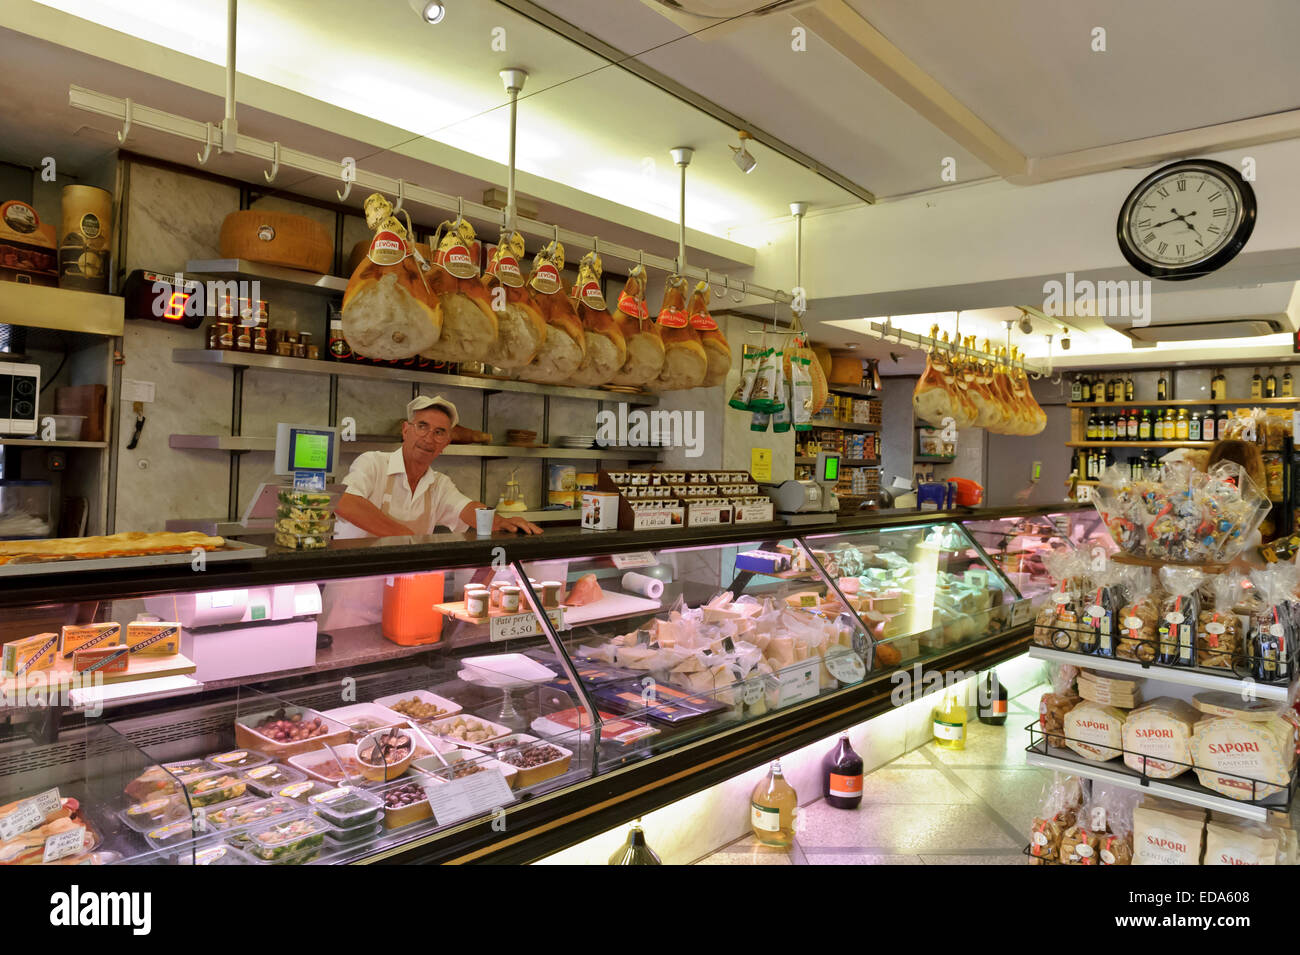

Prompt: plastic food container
[320,702,408,739]
[275,779,341,804]
[237,762,307,797]
[274,529,330,550]
[205,796,301,830]
[241,815,332,861]
[319,818,383,845]
[205,748,272,772]
[145,817,215,852]
[373,689,462,722]
[460,653,556,688]
[244,845,325,866]
[190,844,254,866]
[120,794,200,833]
[308,786,383,829]
[47,414,85,441]
[496,741,573,788]
[234,706,351,759]
[288,743,369,785]
[181,770,248,808]
[411,751,517,789]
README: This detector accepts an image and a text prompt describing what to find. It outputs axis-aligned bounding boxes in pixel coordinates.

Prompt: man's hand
[494,514,543,535]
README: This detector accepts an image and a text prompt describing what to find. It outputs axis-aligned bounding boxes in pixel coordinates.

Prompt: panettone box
[0,200,58,286]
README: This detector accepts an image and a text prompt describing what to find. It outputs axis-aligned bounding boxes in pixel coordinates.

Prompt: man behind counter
[335,395,542,537]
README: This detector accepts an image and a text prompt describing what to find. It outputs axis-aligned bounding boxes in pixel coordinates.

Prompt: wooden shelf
[0,282,124,336]
[915,454,957,462]
[169,433,663,460]
[826,385,880,398]
[0,438,107,449]
[1066,441,1212,449]
[1069,398,1298,407]
[185,258,349,295]
[810,421,879,432]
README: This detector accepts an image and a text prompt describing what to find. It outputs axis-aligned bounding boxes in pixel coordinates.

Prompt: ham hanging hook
[196,122,215,164]
[263,141,280,183]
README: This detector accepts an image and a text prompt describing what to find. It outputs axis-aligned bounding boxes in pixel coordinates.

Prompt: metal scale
[759,451,842,525]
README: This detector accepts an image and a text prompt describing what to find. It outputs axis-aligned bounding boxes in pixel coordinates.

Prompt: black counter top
[0,502,1083,607]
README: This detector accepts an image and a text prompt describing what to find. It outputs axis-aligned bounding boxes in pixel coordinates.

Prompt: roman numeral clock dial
[1116,159,1256,280]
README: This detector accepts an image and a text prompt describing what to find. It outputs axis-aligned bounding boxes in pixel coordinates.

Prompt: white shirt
[337,448,473,537]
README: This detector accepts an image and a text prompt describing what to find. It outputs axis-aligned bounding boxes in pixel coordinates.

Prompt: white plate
[460,653,555,687]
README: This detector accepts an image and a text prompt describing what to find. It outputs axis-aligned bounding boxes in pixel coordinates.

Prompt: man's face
[402,408,453,458]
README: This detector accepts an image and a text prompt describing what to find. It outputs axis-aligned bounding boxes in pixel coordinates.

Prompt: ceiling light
[730,130,756,174]
[409,0,446,23]
[1017,311,1033,335]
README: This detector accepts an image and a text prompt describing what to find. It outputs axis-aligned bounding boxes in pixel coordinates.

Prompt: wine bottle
[932,689,967,750]
[751,760,797,848]
[1080,376,1092,402]
[976,671,1009,726]
[1211,369,1226,400]
[1125,377,1135,401]
[1070,375,1082,402]
[1251,369,1263,399]
[821,732,864,809]
[608,819,663,864]
[1266,369,1278,398]
[1284,370,1294,398]
[1157,371,1168,400]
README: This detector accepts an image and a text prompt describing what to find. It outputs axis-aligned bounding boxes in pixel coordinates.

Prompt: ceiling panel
[531,0,997,196]
[848,0,1300,157]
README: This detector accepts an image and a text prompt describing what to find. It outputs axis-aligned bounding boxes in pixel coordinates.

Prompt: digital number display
[122,269,205,329]
[822,456,839,482]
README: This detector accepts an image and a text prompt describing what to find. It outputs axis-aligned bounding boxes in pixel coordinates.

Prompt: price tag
[773,664,819,707]
[688,505,727,527]
[42,824,86,864]
[489,607,565,642]
[1053,593,1070,605]
[1011,600,1035,626]
[823,649,866,685]
[743,680,765,706]
[1205,622,1227,635]
[1091,805,1107,831]
[1124,616,1144,630]
[611,551,658,570]
[632,511,674,530]
[1088,604,1105,618]
[423,770,515,826]
[1166,611,1184,625]
[293,469,327,491]
[0,800,45,841]
[1270,624,1284,637]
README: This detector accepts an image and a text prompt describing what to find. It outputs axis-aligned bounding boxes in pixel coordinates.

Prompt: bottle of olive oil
[750,760,797,848]
[933,687,967,750]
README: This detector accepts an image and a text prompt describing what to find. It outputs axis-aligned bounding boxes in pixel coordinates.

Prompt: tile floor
[697,684,1047,865]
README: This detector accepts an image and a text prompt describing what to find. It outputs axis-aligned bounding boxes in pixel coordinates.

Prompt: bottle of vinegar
[751,760,797,848]
[976,671,1009,726]
[822,733,864,809]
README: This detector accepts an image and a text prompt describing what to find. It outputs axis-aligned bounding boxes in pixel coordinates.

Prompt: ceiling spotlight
[409,0,446,23]
[1060,326,1071,350]
[730,130,757,174]
[1017,311,1033,335]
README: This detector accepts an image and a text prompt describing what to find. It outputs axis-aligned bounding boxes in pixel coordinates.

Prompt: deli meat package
[1120,696,1198,779]
[1132,796,1205,865]
[609,264,664,387]
[522,241,586,383]
[1190,691,1299,800]
[568,251,627,387]
[1062,700,1126,762]
[342,193,441,360]
[651,274,707,391]
[481,231,546,369]
[686,280,731,388]
[420,216,498,363]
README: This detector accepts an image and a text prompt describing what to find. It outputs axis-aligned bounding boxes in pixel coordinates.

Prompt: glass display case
[0,504,1090,865]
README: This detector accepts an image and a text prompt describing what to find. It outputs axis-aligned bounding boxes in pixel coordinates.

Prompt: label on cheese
[368,230,408,267]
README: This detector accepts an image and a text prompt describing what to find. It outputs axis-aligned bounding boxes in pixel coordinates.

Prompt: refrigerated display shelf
[1027,647,1295,700]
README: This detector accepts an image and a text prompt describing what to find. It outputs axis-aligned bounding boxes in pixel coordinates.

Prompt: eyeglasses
[409,421,450,439]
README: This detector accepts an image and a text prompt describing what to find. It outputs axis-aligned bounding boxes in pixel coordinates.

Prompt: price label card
[742,680,765,706]
[774,664,819,707]
[424,771,515,826]
[489,607,565,642]
[823,649,866,685]
[1011,600,1035,626]
[42,824,86,864]
[0,800,45,842]
[632,511,674,530]
[611,551,658,570]
[688,506,727,527]
[293,469,327,491]
[751,447,772,483]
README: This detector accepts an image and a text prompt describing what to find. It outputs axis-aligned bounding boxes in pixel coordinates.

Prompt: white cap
[406,394,459,429]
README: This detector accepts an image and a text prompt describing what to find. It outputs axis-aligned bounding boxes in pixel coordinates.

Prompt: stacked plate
[556,435,596,450]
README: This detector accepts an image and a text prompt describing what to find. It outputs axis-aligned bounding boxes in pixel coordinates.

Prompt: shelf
[915,455,957,462]
[166,507,582,537]
[842,459,879,467]
[826,385,880,398]
[1069,398,1299,408]
[1027,646,1295,701]
[168,433,663,460]
[172,349,658,405]
[185,258,349,295]
[1066,441,1212,449]
[810,421,879,432]
[1024,745,1290,824]
[0,281,124,336]
[0,438,107,449]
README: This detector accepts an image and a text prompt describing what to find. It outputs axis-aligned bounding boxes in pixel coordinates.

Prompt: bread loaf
[418,219,498,364]
[521,242,586,383]
[568,252,627,387]
[340,194,441,361]
[651,275,707,391]
[481,232,545,369]
[609,265,664,388]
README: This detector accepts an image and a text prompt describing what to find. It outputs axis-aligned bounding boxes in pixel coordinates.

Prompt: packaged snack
[1245,564,1298,683]
[1034,550,1087,651]
[1080,564,1124,657]
[1157,566,1203,667]
[1063,700,1126,762]
[1205,819,1281,865]
[1121,697,1199,779]
[1028,773,1087,864]
[1132,797,1205,865]
[790,350,814,431]
[1191,696,1299,801]
[1038,665,1081,750]
[728,344,763,411]
[1089,785,1139,865]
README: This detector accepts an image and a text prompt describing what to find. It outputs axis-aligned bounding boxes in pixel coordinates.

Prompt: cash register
[759,451,841,525]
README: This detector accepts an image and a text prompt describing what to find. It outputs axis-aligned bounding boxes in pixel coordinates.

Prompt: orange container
[381,572,445,646]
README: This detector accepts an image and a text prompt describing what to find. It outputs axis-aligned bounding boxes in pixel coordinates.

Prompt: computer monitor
[274,423,340,476]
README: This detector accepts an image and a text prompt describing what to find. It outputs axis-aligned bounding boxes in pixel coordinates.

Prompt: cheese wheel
[219,210,332,274]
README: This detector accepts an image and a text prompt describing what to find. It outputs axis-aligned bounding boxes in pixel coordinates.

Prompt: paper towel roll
[622,572,664,599]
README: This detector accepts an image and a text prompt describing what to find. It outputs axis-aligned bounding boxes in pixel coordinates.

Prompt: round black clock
[1116,158,1256,281]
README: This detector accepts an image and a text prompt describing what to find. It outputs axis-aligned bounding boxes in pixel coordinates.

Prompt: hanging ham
[650,274,707,391]
[687,281,732,388]
[608,264,665,388]
[341,193,441,360]
[418,217,498,364]
[521,241,586,384]
[568,251,628,387]
[481,231,546,369]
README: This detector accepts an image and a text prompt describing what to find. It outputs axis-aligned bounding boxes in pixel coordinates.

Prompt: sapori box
[1133,799,1206,865]
[1062,700,1126,761]
[1121,697,1199,779]
[1205,820,1280,866]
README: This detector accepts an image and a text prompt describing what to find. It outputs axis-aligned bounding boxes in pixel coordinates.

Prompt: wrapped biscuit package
[1205,819,1281,866]
[1157,566,1203,668]
[1197,573,1246,671]
[1028,773,1088,864]
[1034,550,1088,651]
[1117,567,1160,663]
[1133,797,1206,866]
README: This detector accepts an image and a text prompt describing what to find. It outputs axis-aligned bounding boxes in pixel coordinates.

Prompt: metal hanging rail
[861,318,1047,376]
[69,85,791,307]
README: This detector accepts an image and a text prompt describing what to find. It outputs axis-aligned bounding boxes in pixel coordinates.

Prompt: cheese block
[1205,820,1279,865]
[219,210,332,274]
[1192,711,1298,800]
[1062,700,1127,761]
[1122,697,1198,779]
[615,646,657,670]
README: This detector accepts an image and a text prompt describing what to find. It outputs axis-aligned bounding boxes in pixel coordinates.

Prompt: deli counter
[0,504,1106,865]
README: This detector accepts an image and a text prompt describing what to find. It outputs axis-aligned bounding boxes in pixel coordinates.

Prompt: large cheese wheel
[419,265,498,363]
[828,352,865,386]
[341,238,441,360]
[220,211,333,274]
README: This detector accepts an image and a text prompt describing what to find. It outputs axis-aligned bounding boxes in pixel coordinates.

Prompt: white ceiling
[850,0,1300,157]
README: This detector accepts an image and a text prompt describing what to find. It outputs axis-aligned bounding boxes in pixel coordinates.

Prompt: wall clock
[1116,158,1256,280]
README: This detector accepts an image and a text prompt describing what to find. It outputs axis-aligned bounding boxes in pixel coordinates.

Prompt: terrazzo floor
[696,684,1048,865]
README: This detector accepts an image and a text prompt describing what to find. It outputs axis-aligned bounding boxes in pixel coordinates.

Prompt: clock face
[1116,159,1256,280]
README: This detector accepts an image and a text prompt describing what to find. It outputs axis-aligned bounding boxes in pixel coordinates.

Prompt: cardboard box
[125,622,182,656]
[580,492,619,530]
[60,622,121,660]
[3,633,58,676]
[73,646,130,674]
